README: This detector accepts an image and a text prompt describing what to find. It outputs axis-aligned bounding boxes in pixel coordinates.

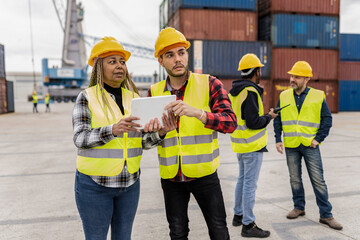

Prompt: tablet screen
[131,95,176,128]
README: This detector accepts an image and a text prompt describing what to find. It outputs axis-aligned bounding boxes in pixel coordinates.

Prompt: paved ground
[0,101,359,240]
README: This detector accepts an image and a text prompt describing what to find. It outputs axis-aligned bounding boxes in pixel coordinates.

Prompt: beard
[166,64,188,77]
[255,74,261,84]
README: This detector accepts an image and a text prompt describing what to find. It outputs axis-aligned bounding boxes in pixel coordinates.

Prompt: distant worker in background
[228,54,277,238]
[273,61,342,230]
[45,93,50,112]
[32,91,38,113]
[72,36,171,240]
[149,27,237,240]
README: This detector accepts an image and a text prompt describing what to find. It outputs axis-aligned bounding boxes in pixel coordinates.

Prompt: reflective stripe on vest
[76,85,143,176]
[280,88,323,148]
[229,86,268,153]
[150,72,219,179]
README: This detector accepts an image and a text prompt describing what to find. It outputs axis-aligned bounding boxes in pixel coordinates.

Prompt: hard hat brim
[287,70,313,77]
[88,50,131,67]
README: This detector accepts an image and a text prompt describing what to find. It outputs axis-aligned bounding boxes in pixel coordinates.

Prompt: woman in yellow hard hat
[72,36,168,240]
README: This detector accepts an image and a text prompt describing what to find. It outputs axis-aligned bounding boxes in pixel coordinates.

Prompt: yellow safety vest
[32,95,38,103]
[45,96,50,104]
[76,85,143,176]
[150,72,219,179]
[229,86,268,153]
[280,88,323,148]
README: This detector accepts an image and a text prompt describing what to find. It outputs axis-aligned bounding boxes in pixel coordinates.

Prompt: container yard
[1,0,360,239]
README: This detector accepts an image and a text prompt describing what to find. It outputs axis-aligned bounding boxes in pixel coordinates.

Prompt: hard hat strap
[241,67,256,76]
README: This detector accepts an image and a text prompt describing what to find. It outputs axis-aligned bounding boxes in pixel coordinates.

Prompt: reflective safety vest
[150,72,219,179]
[280,88,323,148]
[32,95,38,103]
[229,86,268,153]
[76,85,143,176]
[45,96,50,104]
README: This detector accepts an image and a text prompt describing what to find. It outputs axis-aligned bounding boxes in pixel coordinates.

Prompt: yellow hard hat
[287,61,313,77]
[46,93,49,96]
[238,53,264,71]
[88,36,131,67]
[154,27,191,58]
[33,91,36,95]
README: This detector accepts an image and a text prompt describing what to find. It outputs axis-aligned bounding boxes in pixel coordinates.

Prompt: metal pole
[28,0,36,89]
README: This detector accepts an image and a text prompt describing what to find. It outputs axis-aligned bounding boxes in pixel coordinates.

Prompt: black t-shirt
[103,83,125,115]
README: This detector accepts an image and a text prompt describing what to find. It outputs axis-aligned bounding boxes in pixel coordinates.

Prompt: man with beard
[273,61,342,230]
[147,27,237,240]
[228,54,277,238]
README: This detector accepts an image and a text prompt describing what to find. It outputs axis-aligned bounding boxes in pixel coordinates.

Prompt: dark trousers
[161,171,230,240]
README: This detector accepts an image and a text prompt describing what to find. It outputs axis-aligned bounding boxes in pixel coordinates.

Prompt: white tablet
[131,95,176,128]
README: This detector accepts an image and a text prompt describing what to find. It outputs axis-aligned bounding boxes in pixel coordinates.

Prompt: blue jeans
[285,145,333,218]
[234,152,263,225]
[75,171,140,240]
[161,171,230,240]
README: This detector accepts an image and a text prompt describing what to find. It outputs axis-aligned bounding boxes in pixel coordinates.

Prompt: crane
[43,0,156,103]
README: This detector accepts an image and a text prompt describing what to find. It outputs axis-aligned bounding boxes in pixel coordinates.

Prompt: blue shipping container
[0,44,5,78]
[340,34,360,61]
[339,81,360,111]
[259,14,339,49]
[168,0,257,19]
[188,40,271,79]
[6,80,14,113]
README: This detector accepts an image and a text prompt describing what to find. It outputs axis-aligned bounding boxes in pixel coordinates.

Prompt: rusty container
[272,79,339,113]
[339,62,360,81]
[258,0,340,17]
[272,48,339,80]
[168,8,257,41]
[0,78,7,114]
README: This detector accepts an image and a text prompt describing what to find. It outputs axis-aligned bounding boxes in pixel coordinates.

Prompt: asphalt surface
[0,100,359,240]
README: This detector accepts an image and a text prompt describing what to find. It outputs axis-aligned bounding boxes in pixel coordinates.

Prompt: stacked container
[258,0,340,112]
[0,44,14,114]
[339,34,360,111]
[166,0,274,111]
[0,44,7,114]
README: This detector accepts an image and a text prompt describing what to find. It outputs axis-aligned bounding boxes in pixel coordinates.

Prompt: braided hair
[88,57,140,123]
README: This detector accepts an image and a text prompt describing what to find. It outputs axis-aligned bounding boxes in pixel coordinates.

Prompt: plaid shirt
[72,90,163,188]
[147,72,237,182]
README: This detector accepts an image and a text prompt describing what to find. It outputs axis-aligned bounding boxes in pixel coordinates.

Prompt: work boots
[286,208,305,219]
[319,217,343,230]
[232,214,243,226]
[241,222,270,238]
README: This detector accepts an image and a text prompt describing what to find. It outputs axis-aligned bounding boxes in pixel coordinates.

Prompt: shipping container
[340,34,360,61]
[258,0,340,17]
[168,0,257,19]
[219,79,273,112]
[339,81,360,111]
[273,79,339,113]
[339,62,360,81]
[6,80,14,113]
[168,8,257,41]
[259,14,339,49]
[0,44,5,78]
[0,78,7,114]
[188,40,271,79]
[272,48,339,80]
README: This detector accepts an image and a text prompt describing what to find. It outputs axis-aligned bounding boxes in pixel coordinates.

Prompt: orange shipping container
[258,0,340,17]
[339,62,360,81]
[168,8,257,41]
[0,78,7,114]
[272,79,338,113]
[272,48,339,81]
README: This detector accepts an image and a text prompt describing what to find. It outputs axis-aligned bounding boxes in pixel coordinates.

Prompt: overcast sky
[0,0,359,76]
